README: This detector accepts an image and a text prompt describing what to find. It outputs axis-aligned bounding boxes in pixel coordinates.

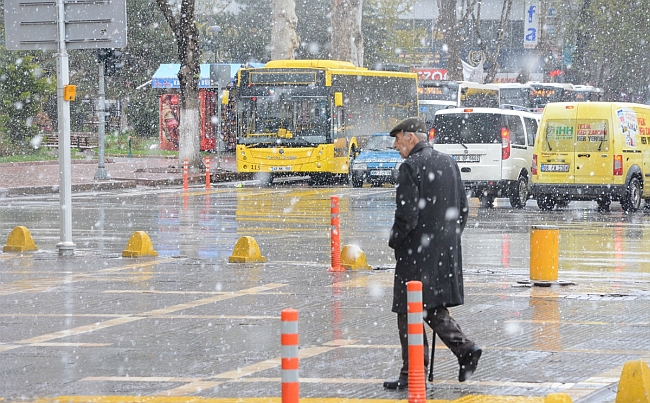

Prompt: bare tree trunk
[537,0,552,81]
[331,0,364,66]
[271,0,300,60]
[474,0,513,82]
[438,0,463,80]
[157,0,202,170]
[567,0,592,85]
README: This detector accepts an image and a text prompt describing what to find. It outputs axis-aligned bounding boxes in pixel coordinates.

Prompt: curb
[0,172,253,197]
[0,180,137,197]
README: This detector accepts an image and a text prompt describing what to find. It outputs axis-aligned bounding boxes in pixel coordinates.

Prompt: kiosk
[151,63,262,151]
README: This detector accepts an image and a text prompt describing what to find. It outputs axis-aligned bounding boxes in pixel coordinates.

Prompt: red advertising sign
[414,68,448,81]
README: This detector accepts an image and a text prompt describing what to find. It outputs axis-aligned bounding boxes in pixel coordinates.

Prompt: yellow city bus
[235,60,418,185]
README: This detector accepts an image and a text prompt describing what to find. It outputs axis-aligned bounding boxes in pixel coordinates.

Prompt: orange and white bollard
[183,158,189,191]
[407,281,426,403]
[328,195,344,272]
[205,157,211,189]
[281,308,299,403]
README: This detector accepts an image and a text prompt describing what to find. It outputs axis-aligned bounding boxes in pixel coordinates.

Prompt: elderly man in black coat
[383,117,481,390]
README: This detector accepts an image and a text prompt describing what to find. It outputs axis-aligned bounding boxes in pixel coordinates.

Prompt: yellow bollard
[122,231,158,258]
[228,236,266,263]
[340,245,372,270]
[3,226,38,253]
[615,359,650,403]
[545,393,573,403]
[530,225,559,281]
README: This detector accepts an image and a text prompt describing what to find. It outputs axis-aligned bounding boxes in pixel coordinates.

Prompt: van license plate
[541,164,569,172]
[453,154,480,162]
[370,169,392,176]
[271,166,292,172]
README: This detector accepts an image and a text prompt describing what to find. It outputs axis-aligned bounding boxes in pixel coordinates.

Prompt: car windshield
[365,135,395,150]
[434,113,502,144]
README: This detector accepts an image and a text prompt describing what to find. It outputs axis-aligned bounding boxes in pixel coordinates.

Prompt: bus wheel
[254,172,273,187]
[310,173,332,186]
[621,176,642,212]
[536,195,555,210]
[336,174,350,185]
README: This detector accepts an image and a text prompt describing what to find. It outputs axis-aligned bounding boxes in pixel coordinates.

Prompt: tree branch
[156,0,178,36]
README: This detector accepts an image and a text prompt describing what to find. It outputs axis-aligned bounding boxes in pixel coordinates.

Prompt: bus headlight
[353,162,367,170]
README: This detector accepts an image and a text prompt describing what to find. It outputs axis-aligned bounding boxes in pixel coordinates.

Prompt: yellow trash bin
[530,225,559,281]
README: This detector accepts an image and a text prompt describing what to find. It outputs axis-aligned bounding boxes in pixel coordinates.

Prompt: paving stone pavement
[0,154,244,196]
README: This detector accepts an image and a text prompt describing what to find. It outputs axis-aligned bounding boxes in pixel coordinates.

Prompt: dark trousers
[397,306,474,379]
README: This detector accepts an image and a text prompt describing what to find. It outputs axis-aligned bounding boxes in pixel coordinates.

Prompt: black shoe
[383,377,408,390]
[458,345,482,382]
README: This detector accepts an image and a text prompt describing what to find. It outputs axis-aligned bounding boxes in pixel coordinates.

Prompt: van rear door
[433,111,503,181]
[573,104,611,185]
[537,114,577,185]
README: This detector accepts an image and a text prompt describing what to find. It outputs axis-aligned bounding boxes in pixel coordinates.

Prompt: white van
[431,107,540,208]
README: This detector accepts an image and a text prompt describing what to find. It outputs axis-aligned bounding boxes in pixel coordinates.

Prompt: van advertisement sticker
[546,121,574,141]
[617,108,638,147]
[576,120,607,142]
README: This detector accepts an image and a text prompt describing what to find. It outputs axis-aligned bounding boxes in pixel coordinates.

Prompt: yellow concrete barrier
[3,226,38,253]
[229,236,266,263]
[530,225,559,281]
[616,359,650,403]
[340,244,372,270]
[545,393,572,403]
[122,231,158,258]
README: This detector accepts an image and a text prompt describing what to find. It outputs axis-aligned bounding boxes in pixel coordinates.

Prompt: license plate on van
[541,164,570,172]
[452,154,480,162]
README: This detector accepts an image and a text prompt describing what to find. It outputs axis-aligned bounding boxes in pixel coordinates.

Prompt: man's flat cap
[389,117,427,137]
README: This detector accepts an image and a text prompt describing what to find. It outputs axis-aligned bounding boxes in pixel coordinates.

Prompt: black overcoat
[389,141,468,313]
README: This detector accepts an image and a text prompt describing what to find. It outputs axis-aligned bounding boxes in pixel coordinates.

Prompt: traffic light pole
[55,0,76,256]
[94,61,109,180]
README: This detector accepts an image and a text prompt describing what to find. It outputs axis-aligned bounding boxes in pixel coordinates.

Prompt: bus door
[332,92,348,156]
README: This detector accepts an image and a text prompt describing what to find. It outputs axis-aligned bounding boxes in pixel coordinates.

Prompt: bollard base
[516,280,576,287]
[328,266,346,272]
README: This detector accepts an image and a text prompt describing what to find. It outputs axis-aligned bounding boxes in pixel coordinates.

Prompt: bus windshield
[529,84,572,110]
[500,88,532,110]
[238,95,329,146]
[418,82,459,102]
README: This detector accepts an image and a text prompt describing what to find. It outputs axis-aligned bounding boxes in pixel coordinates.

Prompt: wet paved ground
[0,161,649,403]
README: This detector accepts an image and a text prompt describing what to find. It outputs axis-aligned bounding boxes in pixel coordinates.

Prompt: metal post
[94,61,109,180]
[56,0,75,256]
[217,80,222,170]
[407,280,426,403]
[281,308,299,403]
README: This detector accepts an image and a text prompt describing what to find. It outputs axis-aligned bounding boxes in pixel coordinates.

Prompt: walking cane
[428,332,436,382]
